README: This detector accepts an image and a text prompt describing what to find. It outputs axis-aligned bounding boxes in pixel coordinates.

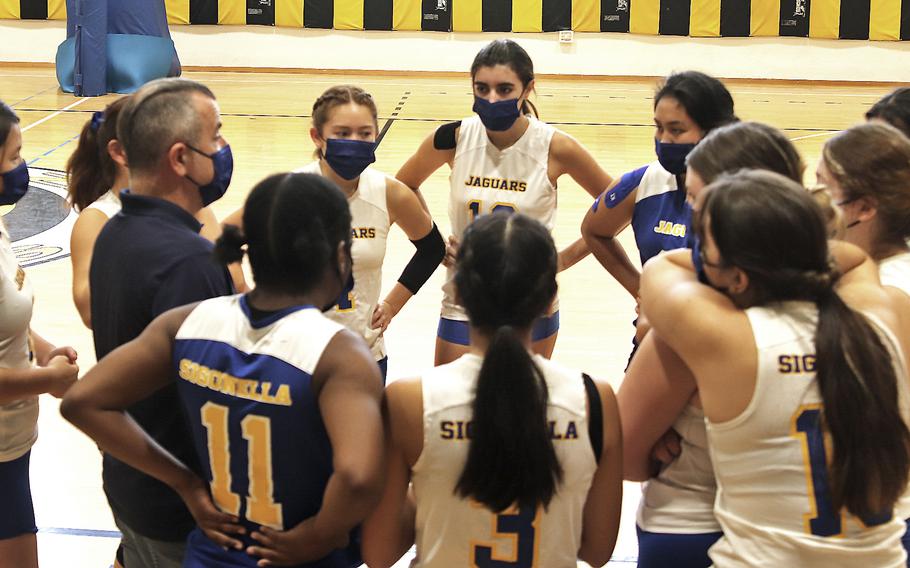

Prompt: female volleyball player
[0,101,79,568]
[66,98,243,328]
[361,212,623,568]
[581,71,736,299]
[396,39,614,365]
[62,173,385,568]
[816,122,910,556]
[223,85,444,380]
[640,169,910,566]
[619,121,806,568]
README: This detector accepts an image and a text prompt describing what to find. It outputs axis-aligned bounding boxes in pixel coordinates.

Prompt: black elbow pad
[398,223,445,294]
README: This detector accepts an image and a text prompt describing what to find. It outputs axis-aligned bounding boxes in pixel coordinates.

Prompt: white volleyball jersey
[412,353,598,567]
[297,162,391,359]
[880,252,910,298]
[637,404,719,533]
[442,115,557,320]
[707,301,907,567]
[0,219,37,462]
[84,189,122,218]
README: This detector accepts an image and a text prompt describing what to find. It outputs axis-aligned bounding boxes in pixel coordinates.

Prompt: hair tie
[90,111,105,133]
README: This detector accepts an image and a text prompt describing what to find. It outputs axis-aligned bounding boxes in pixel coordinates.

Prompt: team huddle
[1,38,910,568]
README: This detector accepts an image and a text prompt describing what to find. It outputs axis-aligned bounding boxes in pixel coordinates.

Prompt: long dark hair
[214,173,352,295]
[0,101,19,149]
[453,212,560,512]
[697,169,910,518]
[471,39,539,118]
[655,71,737,134]
[66,97,129,211]
[686,121,804,185]
[866,87,910,138]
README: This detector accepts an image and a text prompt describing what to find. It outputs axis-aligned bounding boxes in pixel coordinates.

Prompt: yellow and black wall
[3,0,909,40]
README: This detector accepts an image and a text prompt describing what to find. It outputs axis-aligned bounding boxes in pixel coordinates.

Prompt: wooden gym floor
[0,64,900,566]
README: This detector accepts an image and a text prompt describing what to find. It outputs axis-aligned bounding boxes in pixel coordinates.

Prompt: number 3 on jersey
[468,200,517,221]
[791,404,890,537]
[472,504,540,567]
[201,402,283,528]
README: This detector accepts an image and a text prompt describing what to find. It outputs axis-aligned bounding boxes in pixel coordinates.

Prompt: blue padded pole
[71,0,107,96]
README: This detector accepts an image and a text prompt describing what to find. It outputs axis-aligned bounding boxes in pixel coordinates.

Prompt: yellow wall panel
[166,0,190,24]
[48,0,66,20]
[454,0,483,31]
[751,0,779,36]
[277,0,305,26]
[393,0,421,29]
[870,0,900,40]
[335,0,365,29]
[219,0,246,24]
[690,0,720,36]
[572,0,599,31]
[630,0,660,34]
[0,0,19,18]
[809,0,839,38]
[513,0,543,31]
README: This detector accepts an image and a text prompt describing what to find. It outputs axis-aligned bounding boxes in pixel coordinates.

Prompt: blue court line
[38,527,121,539]
[28,133,81,167]
[10,86,57,108]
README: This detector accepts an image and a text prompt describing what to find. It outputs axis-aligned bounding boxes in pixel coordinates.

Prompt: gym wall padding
[3,0,909,39]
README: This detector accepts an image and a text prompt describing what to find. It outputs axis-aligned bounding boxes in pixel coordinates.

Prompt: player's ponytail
[454,212,561,512]
[66,97,129,211]
[700,169,910,520]
[814,280,910,519]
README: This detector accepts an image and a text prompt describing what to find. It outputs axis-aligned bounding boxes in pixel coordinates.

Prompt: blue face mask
[655,139,697,176]
[691,235,709,285]
[0,162,30,206]
[473,96,522,132]
[186,144,233,206]
[324,138,377,181]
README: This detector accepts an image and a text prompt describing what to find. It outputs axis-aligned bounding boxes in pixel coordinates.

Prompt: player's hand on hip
[442,235,460,268]
[370,300,397,332]
[248,517,348,566]
[178,476,245,550]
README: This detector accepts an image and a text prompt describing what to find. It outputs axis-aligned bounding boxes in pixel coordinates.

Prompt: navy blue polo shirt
[90,190,233,542]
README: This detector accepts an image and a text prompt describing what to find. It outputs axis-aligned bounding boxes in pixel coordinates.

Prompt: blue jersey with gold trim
[173,294,360,568]
[596,162,692,264]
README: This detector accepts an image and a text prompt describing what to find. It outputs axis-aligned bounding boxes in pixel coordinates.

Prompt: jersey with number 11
[173,294,361,567]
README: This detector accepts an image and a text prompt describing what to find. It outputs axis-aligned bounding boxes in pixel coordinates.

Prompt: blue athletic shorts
[0,450,37,540]
[377,356,388,384]
[636,526,722,568]
[902,518,910,567]
[437,311,560,346]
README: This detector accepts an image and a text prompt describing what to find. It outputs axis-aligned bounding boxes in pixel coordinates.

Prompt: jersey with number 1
[442,115,557,320]
[707,301,907,567]
[173,294,361,567]
[412,353,597,567]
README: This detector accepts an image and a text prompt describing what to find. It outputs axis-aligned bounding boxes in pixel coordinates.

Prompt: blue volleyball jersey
[594,161,692,264]
[173,294,361,568]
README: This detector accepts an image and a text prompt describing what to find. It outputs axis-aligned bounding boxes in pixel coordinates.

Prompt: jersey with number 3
[412,353,597,567]
[442,115,557,320]
[173,294,362,567]
[707,302,907,567]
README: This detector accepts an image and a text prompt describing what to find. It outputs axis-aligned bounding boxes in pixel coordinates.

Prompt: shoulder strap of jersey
[582,373,602,462]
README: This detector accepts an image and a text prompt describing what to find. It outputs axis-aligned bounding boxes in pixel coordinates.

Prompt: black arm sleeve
[433,121,461,150]
[398,223,445,294]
